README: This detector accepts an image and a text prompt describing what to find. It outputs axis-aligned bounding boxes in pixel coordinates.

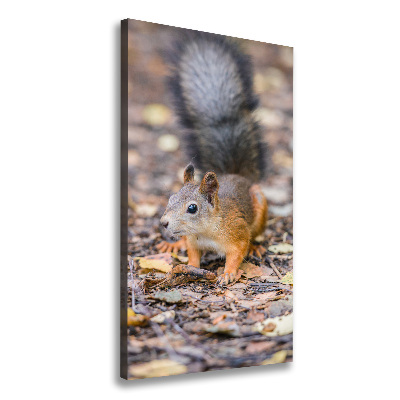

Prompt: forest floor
[126,21,293,380]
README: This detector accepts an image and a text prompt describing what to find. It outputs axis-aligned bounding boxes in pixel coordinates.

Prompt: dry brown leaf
[224,290,239,302]
[212,314,227,325]
[241,262,264,278]
[246,310,265,323]
[254,292,279,302]
[245,341,276,354]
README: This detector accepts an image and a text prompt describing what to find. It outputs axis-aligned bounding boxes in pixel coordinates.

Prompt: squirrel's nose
[162,222,169,229]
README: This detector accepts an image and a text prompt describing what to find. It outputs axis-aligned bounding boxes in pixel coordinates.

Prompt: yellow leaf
[129,359,187,379]
[280,271,293,285]
[268,243,293,254]
[136,253,173,273]
[127,308,148,327]
[261,350,288,365]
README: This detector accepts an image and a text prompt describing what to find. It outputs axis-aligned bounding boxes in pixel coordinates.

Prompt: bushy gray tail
[166,30,267,182]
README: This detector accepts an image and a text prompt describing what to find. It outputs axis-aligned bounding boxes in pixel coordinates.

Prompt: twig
[171,321,193,343]
[183,293,225,304]
[268,259,283,279]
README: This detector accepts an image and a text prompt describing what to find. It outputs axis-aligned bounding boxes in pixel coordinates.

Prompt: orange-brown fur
[158,166,268,285]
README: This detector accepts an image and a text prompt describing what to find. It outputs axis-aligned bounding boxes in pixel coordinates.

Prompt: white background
[0,1,399,399]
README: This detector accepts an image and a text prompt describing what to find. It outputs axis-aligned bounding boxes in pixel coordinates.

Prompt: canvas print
[121,19,293,380]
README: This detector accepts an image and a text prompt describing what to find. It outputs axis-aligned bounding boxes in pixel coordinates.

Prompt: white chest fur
[194,235,226,256]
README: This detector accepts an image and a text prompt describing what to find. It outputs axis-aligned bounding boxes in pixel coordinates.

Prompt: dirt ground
[125,20,293,380]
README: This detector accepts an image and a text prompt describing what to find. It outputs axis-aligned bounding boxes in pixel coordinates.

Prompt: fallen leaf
[241,262,264,278]
[224,290,239,302]
[261,350,288,365]
[268,243,293,254]
[150,310,175,324]
[212,314,227,325]
[245,341,276,354]
[157,134,180,152]
[142,103,171,126]
[230,282,247,290]
[206,321,241,337]
[136,253,173,273]
[267,296,293,317]
[254,292,279,302]
[254,313,293,336]
[201,294,223,303]
[237,299,263,308]
[246,310,266,323]
[127,308,149,327]
[171,253,188,263]
[129,359,187,379]
[280,271,293,285]
[153,290,182,303]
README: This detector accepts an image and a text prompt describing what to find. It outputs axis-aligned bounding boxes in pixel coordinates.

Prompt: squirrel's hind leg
[248,243,267,259]
[247,185,268,259]
[156,237,187,253]
[249,184,268,238]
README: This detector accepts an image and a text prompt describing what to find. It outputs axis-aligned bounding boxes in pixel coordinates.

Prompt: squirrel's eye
[187,204,198,214]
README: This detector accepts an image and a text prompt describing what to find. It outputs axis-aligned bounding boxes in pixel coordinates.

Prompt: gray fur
[167,31,268,182]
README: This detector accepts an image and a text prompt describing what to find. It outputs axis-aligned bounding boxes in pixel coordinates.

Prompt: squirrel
[157,31,269,285]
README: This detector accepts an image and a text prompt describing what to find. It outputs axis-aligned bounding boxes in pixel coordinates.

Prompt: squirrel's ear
[183,164,195,184]
[199,172,219,206]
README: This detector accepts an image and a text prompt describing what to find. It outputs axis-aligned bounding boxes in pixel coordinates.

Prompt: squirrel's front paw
[217,271,237,286]
[217,272,236,286]
[156,238,186,253]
